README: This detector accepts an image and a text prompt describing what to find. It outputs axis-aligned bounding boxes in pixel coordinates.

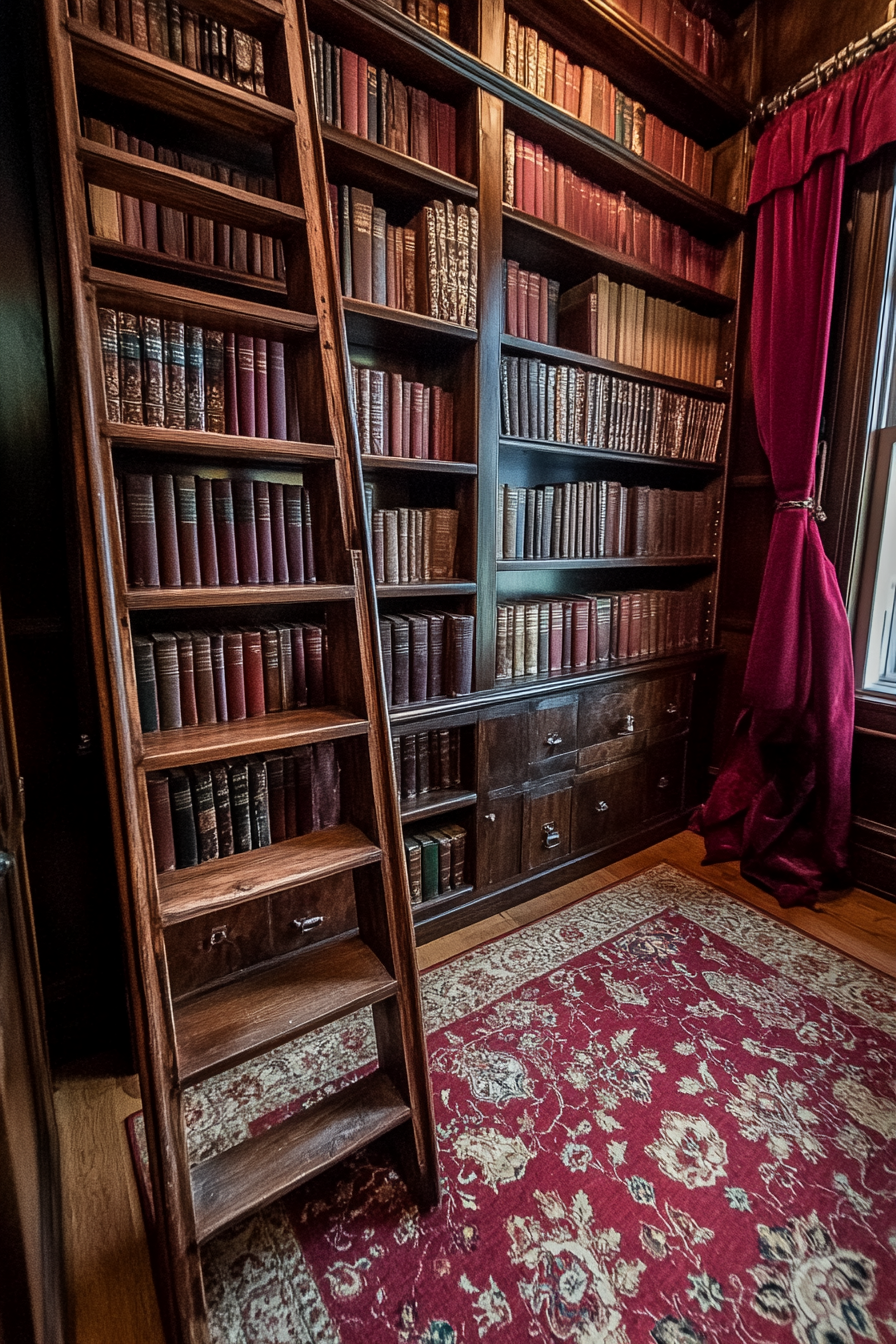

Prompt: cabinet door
[270,872,357,955]
[643,739,687,822]
[572,757,644,851]
[524,781,572,870]
[477,793,524,888]
[166,899,272,998]
[478,703,530,791]
[578,681,647,768]
[529,694,578,778]
[641,671,694,746]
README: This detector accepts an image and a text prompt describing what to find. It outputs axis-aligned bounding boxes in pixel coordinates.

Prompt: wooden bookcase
[307,0,750,933]
[41,0,439,1340]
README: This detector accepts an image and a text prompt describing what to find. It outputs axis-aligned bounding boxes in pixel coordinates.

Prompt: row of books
[351,366,455,460]
[559,274,720,386]
[404,824,466,904]
[73,0,266,93]
[502,263,560,347]
[133,622,328,734]
[500,356,726,462]
[504,133,722,292]
[380,0,449,38]
[371,509,459,585]
[495,588,709,680]
[309,35,457,176]
[330,187,479,327]
[84,119,284,280]
[147,743,340,873]
[391,727,462,801]
[100,309,300,438]
[119,472,315,590]
[616,0,725,77]
[504,15,714,195]
[497,482,715,561]
[379,612,474,706]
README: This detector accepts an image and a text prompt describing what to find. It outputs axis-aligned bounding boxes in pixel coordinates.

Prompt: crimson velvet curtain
[693,43,896,907]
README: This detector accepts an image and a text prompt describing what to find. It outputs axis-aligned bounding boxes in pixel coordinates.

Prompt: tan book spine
[505,13,519,79]
[467,206,479,329]
[536,38,549,99]
[504,129,516,205]
[455,204,470,329]
[444,199,458,324]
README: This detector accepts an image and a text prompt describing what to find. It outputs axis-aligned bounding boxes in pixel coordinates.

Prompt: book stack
[71,0,266,92]
[330,187,479,327]
[99,310,301,438]
[391,726,463,801]
[133,621,328,733]
[147,741,341,872]
[500,355,726,462]
[371,508,458,584]
[504,14,715,193]
[503,262,560,345]
[504,133,722,291]
[557,274,719,385]
[119,472,315,589]
[379,611,474,705]
[403,824,466,903]
[617,0,725,77]
[310,35,456,175]
[495,587,709,680]
[497,481,714,560]
[380,0,450,37]
[83,119,284,281]
[352,366,455,459]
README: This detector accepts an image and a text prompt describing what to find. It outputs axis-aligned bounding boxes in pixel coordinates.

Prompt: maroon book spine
[137,141,160,250]
[269,483,289,583]
[301,487,316,583]
[268,340,287,439]
[224,333,239,435]
[290,625,308,707]
[146,773,176,873]
[254,480,274,584]
[191,631,217,724]
[174,475,201,586]
[153,474,182,588]
[196,478,220,586]
[233,478,260,584]
[236,334,256,436]
[115,130,142,247]
[254,337,269,438]
[282,752,297,838]
[303,624,325,705]
[174,631,199,725]
[208,631,229,721]
[222,630,247,719]
[241,628,266,717]
[293,744,314,834]
[283,485,305,583]
[265,754,287,843]
[124,473,160,587]
[212,479,239,585]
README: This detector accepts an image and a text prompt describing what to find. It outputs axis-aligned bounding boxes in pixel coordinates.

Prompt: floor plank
[54,831,894,1343]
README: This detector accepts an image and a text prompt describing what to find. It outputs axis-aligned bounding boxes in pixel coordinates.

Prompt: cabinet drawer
[477,793,524,888]
[479,703,530,791]
[529,695,578,778]
[523,781,572,870]
[572,757,643,852]
[642,672,694,745]
[643,739,687,821]
[166,899,271,998]
[269,872,357,955]
[578,684,647,769]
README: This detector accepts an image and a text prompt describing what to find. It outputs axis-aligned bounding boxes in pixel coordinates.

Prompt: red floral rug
[129,864,896,1344]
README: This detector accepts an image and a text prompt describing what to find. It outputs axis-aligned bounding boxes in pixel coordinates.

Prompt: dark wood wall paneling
[0,0,128,1061]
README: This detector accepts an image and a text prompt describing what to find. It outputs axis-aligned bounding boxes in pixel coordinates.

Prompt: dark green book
[227,758,252,853]
[132,635,159,732]
[168,769,198,868]
[248,756,271,849]
[413,832,439,901]
[403,836,423,905]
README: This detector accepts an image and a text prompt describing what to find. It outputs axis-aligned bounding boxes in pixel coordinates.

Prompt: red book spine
[268,340,287,439]
[115,129,142,247]
[153,474,182,588]
[233,478,260,584]
[303,624,325,705]
[357,57,368,138]
[236,335,256,436]
[224,333,239,434]
[254,481,274,583]
[174,475,201,586]
[527,274,539,341]
[283,486,305,583]
[513,135,523,210]
[196,478,220,585]
[341,48,359,136]
[269,483,290,583]
[124,473,160,587]
[146,774,176,873]
[443,392,453,461]
[222,630,247,719]
[430,387,442,459]
[290,625,307,706]
[241,628,266,716]
[212,479,239,585]
[539,275,549,344]
[137,141,159,250]
[174,632,199,725]
[534,144,544,219]
[521,139,536,214]
[254,337,269,438]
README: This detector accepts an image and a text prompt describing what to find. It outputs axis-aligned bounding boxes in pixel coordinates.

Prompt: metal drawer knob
[542,822,561,849]
[595,800,609,813]
[666,703,679,716]
[485,812,496,823]
[657,776,670,790]
[209,926,228,947]
[293,916,324,933]
[619,713,636,735]
[545,732,563,746]
[0,851,14,878]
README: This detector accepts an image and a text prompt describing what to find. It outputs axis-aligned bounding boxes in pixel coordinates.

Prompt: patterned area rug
[131,864,896,1343]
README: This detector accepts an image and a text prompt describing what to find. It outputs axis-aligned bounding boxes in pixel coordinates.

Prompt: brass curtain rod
[750,2,896,135]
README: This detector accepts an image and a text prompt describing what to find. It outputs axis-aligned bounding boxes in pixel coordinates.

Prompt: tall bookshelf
[309,0,750,932]
[42,0,439,1339]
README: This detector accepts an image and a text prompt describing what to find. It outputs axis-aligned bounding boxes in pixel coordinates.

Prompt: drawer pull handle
[293,916,325,933]
[595,800,609,813]
[485,812,496,823]
[666,703,679,716]
[657,776,670,790]
[545,732,563,747]
[209,926,228,947]
[619,713,636,735]
[542,822,561,849]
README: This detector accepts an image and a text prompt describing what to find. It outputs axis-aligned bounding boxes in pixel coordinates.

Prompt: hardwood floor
[55,831,896,1344]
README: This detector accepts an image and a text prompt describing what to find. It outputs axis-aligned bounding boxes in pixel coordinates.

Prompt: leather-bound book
[356,56,368,138]
[146,0,168,55]
[377,618,393,706]
[202,329,225,434]
[350,187,374,303]
[232,479,259,585]
[416,732,430,794]
[424,610,445,698]
[292,745,314,835]
[153,474,182,588]
[252,337,269,438]
[282,752,298,839]
[366,62,379,142]
[146,773,176,873]
[156,147,187,258]
[247,757,271,849]
[340,48,359,135]
[211,480,239,584]
[168,2,183,64]
[268,341,287,439]
[404,837,423,905]
[241,628,266,717]
[98,308,121,421]
[113,130,141,248]
[118,312,144,425]
[222,630,247,720]
[407,614,429,703]
[151,633,181,730]
[136,142,159,251]
[372,208,387,306]
[133,636,160,732]
[387,616,410,705]
[283,485,305,583]
[301,488,316,582]
[236,335,256,436]
[289,626,308,708]
[212,165,232,268]
[254,481,274,584]
[227,759,252,852]
[441,822,466,887]
[260,626,281,712]
[183,326,205,430]
[124,474,160,587]
[195,479,219,585]
[426,829,452,893]
[274,624,294,709]
[266,483,289,584]
[172,475,200,586]
[206,631,227,721]
[173,631,199,726]
[209,762,233,856]
[264,753,286,843]
[162,320,187,429]
[312,740,341,829]
[414,833,439,900]
[168,770,199,868]
[302,624,325,706]
[191,631,217,724]
[189,766,218,863]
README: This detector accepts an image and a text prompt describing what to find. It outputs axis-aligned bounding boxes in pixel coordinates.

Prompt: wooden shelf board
[124,583,354,609]
[173,934,396,1083]
[343,297,478,349]
[376,581,477,598]
[104,423,336,463]
[500,333,729,401]
[500,436,721,472]
[158,823,382,926]
[502,208,736,316]
[497,556,717,571]
[91,238,288,297]
[412,883,474,917]
[80,138,306,235]
[140,706,369,771]
[400,789,477,823]
[192,1070,410,1242]
[87,267,317,339]
[322,125,478,203]
[67,21,295,139]
[361,455,477,475]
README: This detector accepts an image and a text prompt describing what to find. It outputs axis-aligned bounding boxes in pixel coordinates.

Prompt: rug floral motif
[136,864,896,1343]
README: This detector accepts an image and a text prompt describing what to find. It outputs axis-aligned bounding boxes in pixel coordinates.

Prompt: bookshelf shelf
[343,297,479,348]
[105,423,337,463]
[361,455,477,475]
[376,581,477,597]
[173,934,396,1083]
[140,706,369,770]
[496,555,717,571]
[323,125,478,204]
[400,788,478,823]
[412,882,475,917]
[499,436,723,472]
[500,333,730,401]
[123,583,355,609]
[157,823,383,925]
[90,238,289,297]
[87,267,318,338]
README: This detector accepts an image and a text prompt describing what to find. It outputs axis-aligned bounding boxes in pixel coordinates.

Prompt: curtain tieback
[774,497,827,522]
